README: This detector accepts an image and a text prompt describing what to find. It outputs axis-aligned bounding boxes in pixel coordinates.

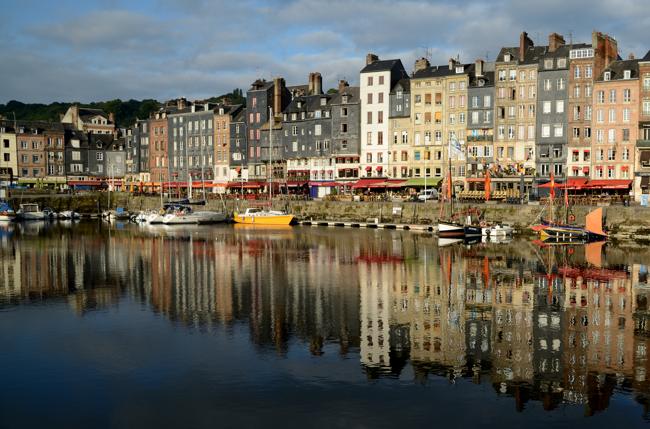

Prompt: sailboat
[437,137,481,238]
[234,107,294,226]
[531,174,607,242]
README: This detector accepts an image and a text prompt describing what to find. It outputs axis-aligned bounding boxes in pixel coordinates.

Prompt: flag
[449,135,465,161]
[484,169,491,201]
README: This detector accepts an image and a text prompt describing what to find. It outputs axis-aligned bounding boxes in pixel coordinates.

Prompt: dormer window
[19,127,25,133]
[557,58,566,68]
[478,79,485,87]
[544,59,553,69]
[297,101,302,109]
[604,71,611,81]
[320,98,327,106]
[455,66,464,74]
[342,95,349,103]
[504,53,511,62]
[624,70,631,79]
[219,108,224,115]
[32,129,38,135]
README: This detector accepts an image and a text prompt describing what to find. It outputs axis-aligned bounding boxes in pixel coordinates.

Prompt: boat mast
[186,122,192,200]
[269,107,273,202]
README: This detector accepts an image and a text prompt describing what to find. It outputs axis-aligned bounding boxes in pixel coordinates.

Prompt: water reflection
[1,222,650,418]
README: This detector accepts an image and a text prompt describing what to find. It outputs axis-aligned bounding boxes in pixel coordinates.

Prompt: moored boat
[17,203,48,221]
[233,208,294,225]
[0,202,16,222]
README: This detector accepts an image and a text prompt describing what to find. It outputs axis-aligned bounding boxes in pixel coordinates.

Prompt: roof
[642,50,650,61]
[360,58,404,74]
[496,45,548,65]
[249,79,274,91]
[78,108,110,121]
[330,86,360,104]
[412,62,473,79]
[469,71,495,88]
[88,133,115,149]
[597,59,640,81]
[391,78,410,93]
[283,93,332,114]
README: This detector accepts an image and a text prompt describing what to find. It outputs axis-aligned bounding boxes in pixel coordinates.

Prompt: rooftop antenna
[485,51,490,61]
[568,31,573,47]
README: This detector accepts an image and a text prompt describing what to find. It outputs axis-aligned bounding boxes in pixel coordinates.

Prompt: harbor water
[0,221,649,428]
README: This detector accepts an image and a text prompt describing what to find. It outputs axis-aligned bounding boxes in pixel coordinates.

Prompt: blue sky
[1,0,648,103]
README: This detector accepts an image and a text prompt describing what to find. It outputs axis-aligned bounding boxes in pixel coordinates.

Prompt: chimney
[177,98,186,110]
[204,103,210,112]
[108,112,115,124]
[414,57,430,73]
[448,57,457,71]
[519,31,534,61]
[548,32,565,53]
[628,53,635,60]
[313,72,322,95]
[338,80,349,93]
[593,31,619,69]
[308,72,315,95]
[273,77,284,116]
[366,53,379,65]
[475,59,484,77]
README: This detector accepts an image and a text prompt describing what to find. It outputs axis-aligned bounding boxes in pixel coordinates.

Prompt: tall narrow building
[360,54,408,178]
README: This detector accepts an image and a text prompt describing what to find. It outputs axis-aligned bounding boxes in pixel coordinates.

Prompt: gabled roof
[597,59,640,81]
[496,46,548,65]
[412,63,473,79]
[79,108,111,122]
[88,133,115,149]
[330,86,360,104]
[391,78,410,93]
[249,79,274,91]
[360,59,404,74]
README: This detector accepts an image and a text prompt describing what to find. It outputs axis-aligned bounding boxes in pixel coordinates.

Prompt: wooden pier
[298,219,436,232]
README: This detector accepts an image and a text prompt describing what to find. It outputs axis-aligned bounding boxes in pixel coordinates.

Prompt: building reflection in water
[1,223,650,415]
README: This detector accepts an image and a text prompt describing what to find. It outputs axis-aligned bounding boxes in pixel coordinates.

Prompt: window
[498,70,506,81]
[484,95,491,108]
[377,111,383,124]
[609,89,617,103]
[573,127,580,138]
[292,126,298,136]
[557,78,565,90]
[608,128,615,143]
[377,131,383,145]
[597,109,604,123]
[597,91,605,103]
[596,129,604,143]
[586,106,592,120]
[556,100,564,113]
[367,76,373,86]
[574,66,581,79]
[543,101,551,114]
[472,96,479,108]
[604,71,611,81]
[574,85,581,98]
[378,93,384,103]
[623,128,630,141]
[471,111,479,124]
[542,124,551,138]
[623,147,629,160]
[544,59,553,69]
[609,109,616,123]
[624,70,631,79]
[623,108,630,122]
[553,124,563,137]
[573,106,581,120]
[367,93,372,104]
[509,70,516,81]
[341,123,348,133]
[544,79,551,91]
[644,100,650,115]
[315,124,322,136]
[379,76,384,85]
[367,111,372,124]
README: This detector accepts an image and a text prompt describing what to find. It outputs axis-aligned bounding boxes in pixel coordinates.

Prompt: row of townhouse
[5,30,650,200]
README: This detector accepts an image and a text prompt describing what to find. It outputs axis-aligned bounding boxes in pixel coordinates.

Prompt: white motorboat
[59,210,80,220]
[17,203,48,221]
[481,223,514,237]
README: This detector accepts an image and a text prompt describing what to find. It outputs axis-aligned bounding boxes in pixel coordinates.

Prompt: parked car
[417,189,438,202]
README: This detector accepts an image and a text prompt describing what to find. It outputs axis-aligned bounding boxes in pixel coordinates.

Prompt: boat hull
[437,221,465,238]
[464,225,482,237]
[233,214,294,225]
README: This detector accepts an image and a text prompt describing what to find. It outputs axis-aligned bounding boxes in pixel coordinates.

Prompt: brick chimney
[593,31,619,69]
[475,59,484,77]
[548,32,565,53]
[414,57,430,73]
[312,72,322,95]
[519,31,534,61]
[177,98,186,110]
[366,53,379,65]
[273,77,284,116]
[448,57,457,70]
[108,112,115,124]
[307,72,315,95]
[338,80,349,93]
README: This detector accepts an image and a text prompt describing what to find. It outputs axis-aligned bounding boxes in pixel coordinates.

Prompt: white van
[417,189,438,201]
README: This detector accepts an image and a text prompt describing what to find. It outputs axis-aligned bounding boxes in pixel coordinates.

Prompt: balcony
[467,135,493,142]
[638,139,650,148]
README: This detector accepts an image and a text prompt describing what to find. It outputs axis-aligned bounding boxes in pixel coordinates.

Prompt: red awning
[226,181,264,188]
[68,180,106,186]
[376,165,383,171]
[365,166,372,171]
[583,166,590,173]
[585,179,632,189]
[235,167,241,172]
[286,181,308,187]
[309,181,339,187]
[351,178,386,189]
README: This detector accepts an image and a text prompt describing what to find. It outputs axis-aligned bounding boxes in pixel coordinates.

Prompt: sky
[1,0,649,104]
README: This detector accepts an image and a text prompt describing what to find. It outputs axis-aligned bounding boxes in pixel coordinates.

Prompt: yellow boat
[233,208,295,225]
